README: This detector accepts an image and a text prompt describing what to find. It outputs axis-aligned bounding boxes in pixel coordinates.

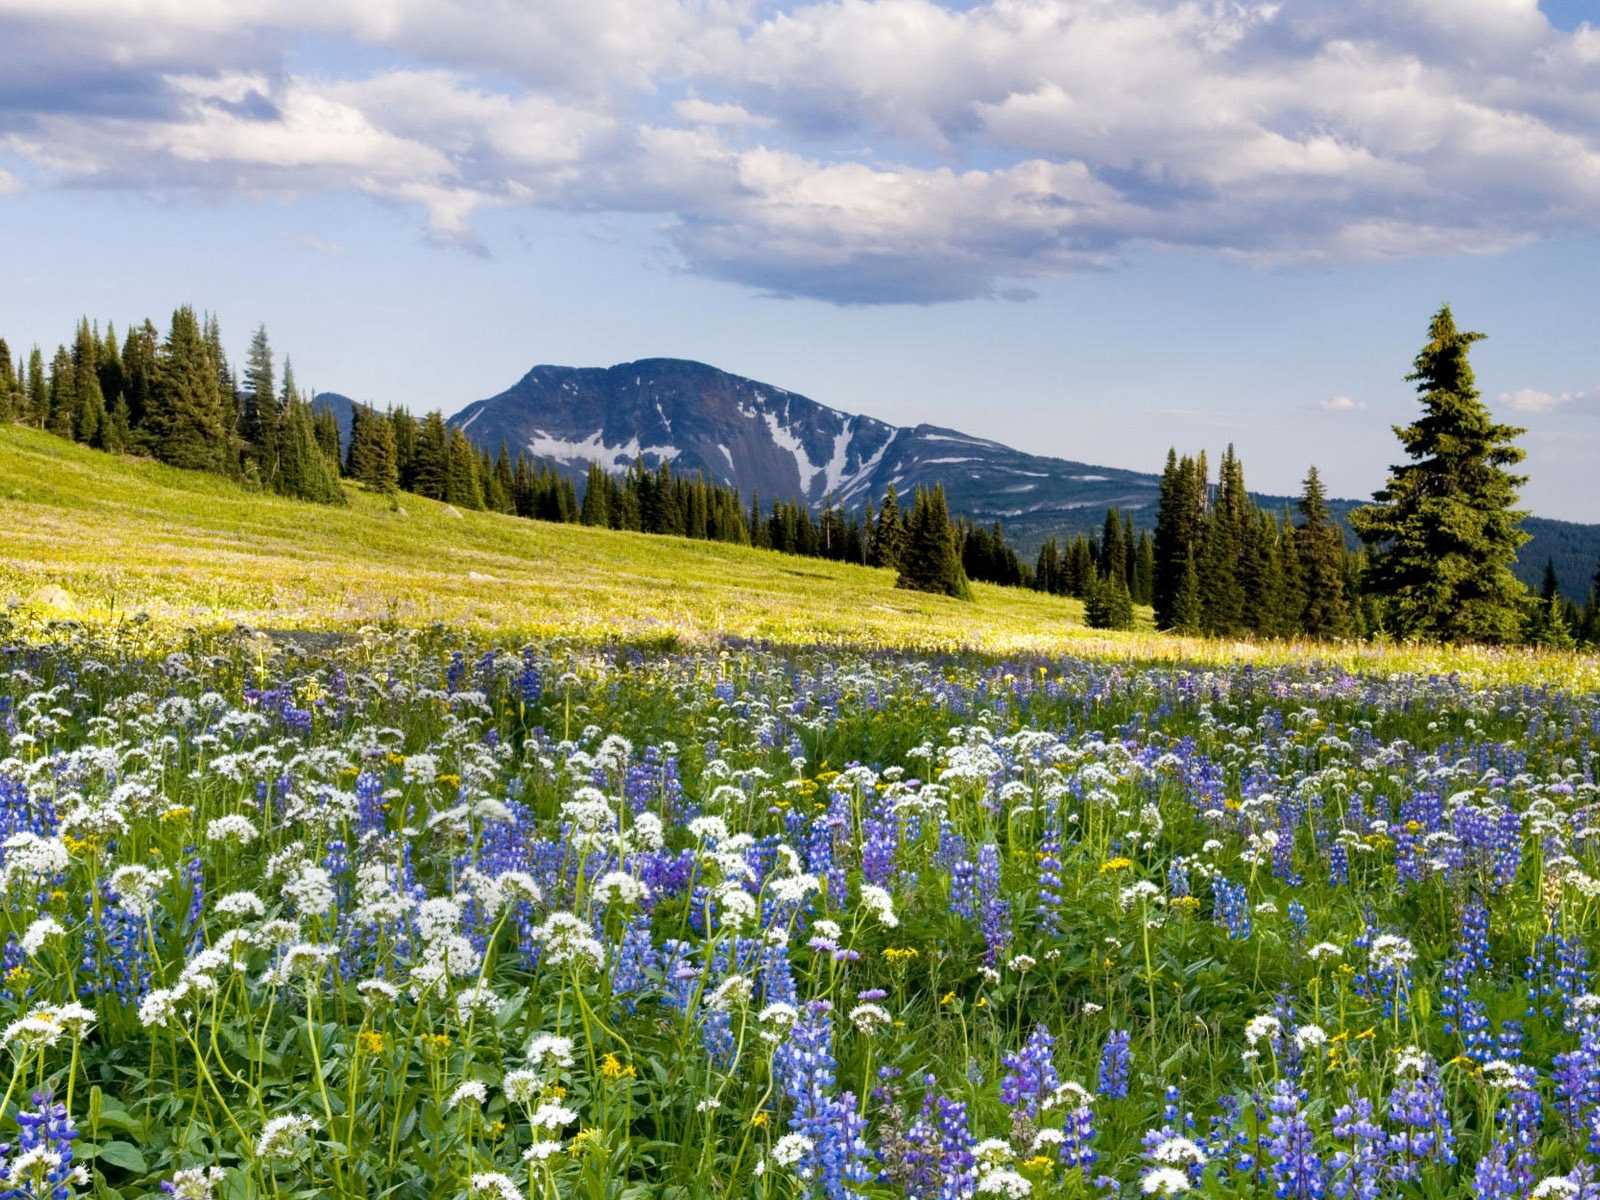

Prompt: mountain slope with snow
[446,358,1160,547]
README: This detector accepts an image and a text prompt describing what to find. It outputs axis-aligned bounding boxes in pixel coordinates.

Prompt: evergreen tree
[1273,508,1305,638]
[871,484,908,569]
[1170,549,1202,635]
[69,319,106,448]
[276,395,345,504]
[1349,305,1530,642]
[897,485,970,599]
[121,322,158,441]
[0,338,14,423]
[104,392,132,454]
[580,462,611,526]
[1133,531,1155,606]
[25,347,47,429]
[1525,560,1575,647]
[1154,450,1208,628]
[97,323,123,419]
[346,403,399,493]
[47,346,74,440]
[444,428,485,510]
[1199,446,1249,634]
[147,306,230,473]
[1296,466,1352,639]
[411,412,449,500]
[241,326,279,487]
[313,405,342,472]
[1581,557,1600,648]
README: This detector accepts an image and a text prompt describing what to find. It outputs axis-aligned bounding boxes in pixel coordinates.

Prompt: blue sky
[1,0,1597,520]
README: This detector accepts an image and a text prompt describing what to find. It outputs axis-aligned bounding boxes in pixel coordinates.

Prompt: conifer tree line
[1146,446,1364,639]
[0,314,999,599]
[4,303,1597,643]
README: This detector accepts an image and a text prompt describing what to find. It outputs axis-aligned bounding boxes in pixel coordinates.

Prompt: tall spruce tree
[0,338,14,423]
[871,483,908,569]
[1296,466,1352,639]
[148,306,230,473]
[897,485,970,599]
[241,326,279,487]
[25,347,47,428]
[346,403,399,493]
[1349,305,1530,643]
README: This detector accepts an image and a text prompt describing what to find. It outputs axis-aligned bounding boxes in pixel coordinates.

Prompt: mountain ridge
[316,357,1598,598]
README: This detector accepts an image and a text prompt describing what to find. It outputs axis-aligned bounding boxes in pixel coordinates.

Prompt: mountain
[447,357,1160,541]
[432,357,1598,598]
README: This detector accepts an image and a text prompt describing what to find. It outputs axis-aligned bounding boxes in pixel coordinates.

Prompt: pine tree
[1200,446,1249,635]
[1154,450,1208,629]
[580,463,610,526]
[47,346,74,439]
[241,326,279,487]
[0,338,14,423]
[276,395,345,504]
[411,412,449,500]
[346,403,399,493]
[1296,466,1352,639]
[897,485,970,599]
[121,322,158,443]
[105,393,132,454]
[147,306,230,473]
[1582,557,1600,648]
[1275,507,1306,638]
[1171,549,1202,635]
[313,405,342,472]
[1349,306,1530,643]
[97,323,123,418]
[444,428,485,510]
[25,347,47,429]
[871,484,908,569]
[72,318,106,448]
[1525,560,1575,648]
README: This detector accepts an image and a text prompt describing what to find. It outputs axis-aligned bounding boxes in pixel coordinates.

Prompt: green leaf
[96,1141,148,1173]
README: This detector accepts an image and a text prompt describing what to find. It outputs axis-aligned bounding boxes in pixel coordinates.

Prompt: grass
[2,424,1597,689]
[0,425,1109,653]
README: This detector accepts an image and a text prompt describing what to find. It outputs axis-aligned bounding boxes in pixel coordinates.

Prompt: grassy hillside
[0,425,1113,653]
[4,426,1596,686]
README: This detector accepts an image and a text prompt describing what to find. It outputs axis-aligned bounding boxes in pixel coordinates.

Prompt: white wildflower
[1142,1168,1191,1195]
[858,884,899,928]
[20,916,64,956]
[530,1102,579,1131]
[205,814,259,845]
[255,1114,319,1160]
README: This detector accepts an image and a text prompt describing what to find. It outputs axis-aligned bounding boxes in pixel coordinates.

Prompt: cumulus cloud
[2,0,1600,301]
[0,168,20,194]
[1501,386,1598,413]
[1318,395,1367,413]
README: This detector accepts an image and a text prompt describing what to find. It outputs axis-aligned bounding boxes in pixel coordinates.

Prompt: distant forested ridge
[2,306,1596,645]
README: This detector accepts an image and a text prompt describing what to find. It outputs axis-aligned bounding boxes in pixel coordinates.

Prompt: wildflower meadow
[2,625,1599,1200]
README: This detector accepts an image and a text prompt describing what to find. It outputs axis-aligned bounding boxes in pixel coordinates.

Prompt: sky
[1,0,1598,520]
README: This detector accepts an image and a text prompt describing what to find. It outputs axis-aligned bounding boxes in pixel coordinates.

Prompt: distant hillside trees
[1145,445,1359,639]
[1349,305,1531,643]
[897,485,970,599]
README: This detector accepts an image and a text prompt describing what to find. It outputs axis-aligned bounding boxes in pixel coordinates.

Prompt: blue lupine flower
[1097,1029,1131,1099]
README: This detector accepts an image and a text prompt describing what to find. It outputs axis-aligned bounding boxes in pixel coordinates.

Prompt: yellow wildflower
[1099,857,1133,874]
[358,1031,385,1054]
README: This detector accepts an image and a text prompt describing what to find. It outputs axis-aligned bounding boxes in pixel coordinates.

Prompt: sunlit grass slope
[3,426,1597,686]
[0,425,1114,652]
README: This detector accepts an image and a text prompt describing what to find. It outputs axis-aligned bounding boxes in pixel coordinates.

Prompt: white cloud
[0,168,20,194]
[4,0,1600,300]
[284,232,344,256]
[1318,395,1367,412]
[1501,386,1598,413]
